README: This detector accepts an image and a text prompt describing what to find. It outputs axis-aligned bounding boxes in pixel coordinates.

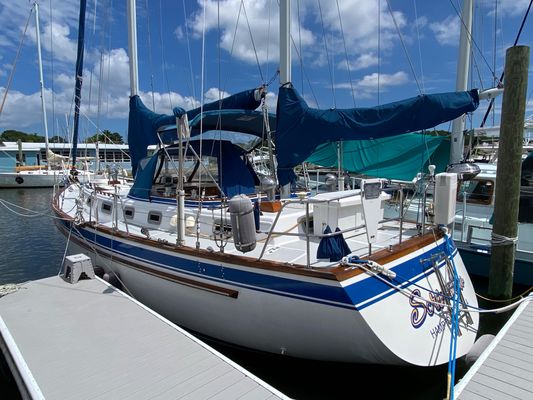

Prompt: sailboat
[53,0,482,366]
[0,2,70,188]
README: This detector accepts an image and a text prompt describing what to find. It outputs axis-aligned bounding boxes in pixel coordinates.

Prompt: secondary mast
[34,2,50,170]
[71,0,87,171]
[449,0,473,165]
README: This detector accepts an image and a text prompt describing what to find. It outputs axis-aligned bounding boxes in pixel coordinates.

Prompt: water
[0,188,516,399]
[0,188,67,284]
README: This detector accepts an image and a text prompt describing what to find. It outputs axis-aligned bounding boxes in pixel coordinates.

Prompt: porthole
[124,207,135,219]
[147,211,162,225]
[101,202,112,214]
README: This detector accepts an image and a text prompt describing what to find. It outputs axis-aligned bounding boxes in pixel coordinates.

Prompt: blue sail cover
[275,86,479,185]
[128,89,261,176]
[306,133,451,181]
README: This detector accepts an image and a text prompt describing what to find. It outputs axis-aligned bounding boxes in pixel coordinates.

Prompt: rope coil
[491,232,518,246]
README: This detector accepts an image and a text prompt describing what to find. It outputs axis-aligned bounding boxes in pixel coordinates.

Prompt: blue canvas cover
[128,152,159,200]
[275,86,479,185]
[128,89,261,176]
[188,139,257,198]
[306,133,450,181]
[128,139,257,200]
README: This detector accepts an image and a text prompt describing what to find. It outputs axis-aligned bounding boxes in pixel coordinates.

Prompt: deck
[455,294,533,399]
[0,274,289,400]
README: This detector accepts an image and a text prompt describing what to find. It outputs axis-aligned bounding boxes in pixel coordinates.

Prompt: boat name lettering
[430,320,447,340]
[409,289,446,329]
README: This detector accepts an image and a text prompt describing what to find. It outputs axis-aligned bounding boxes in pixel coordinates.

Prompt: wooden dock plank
[456,295,533,399]
[0,276,288,400]
[210,377,267,400]
[459,380,524,400]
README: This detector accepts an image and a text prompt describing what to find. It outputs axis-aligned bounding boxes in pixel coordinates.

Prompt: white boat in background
[53,0,482,367]
[0,141,129,188]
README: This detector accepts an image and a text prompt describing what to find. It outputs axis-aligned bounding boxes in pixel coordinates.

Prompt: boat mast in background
[449,0,473,165]
[71,0,87,171]
[127,0,139,97]
[34,2,50,171]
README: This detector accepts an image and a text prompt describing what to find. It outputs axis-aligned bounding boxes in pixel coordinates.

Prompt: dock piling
[488,45,530,299]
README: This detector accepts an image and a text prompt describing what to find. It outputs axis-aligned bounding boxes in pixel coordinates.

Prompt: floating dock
[0,268,289,399]
[455,294,533,399]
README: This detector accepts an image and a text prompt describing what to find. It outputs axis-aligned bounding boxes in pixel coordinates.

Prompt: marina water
[0,187,512,399]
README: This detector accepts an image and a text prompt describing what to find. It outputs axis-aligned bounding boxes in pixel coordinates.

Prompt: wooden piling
[488,45,530,299]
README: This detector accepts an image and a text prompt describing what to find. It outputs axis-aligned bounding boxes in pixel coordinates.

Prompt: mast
[71,0,87,169]
[34,2,50,170]
[279,0,291,86]
[279,0,291,197]
[449,0,473,165]
[127,0,139,97]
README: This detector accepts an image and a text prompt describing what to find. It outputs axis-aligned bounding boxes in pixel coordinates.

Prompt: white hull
[0,171,66,188]
[58,211,479,366]
[0,170,96,188]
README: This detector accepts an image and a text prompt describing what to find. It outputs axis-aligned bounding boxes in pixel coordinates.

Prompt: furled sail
[275,85,479,185]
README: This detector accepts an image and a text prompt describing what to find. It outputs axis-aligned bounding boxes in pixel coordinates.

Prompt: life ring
[15,176,24,184]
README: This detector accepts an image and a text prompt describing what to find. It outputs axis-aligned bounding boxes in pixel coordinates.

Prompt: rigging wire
[214,0,227,252]
[0,6,33,119]
[377,0,381,105]
[265,0,272,83]
[479,0,533,127]
[296,0,304,95]
[196,0,207,250]
[413,0,426,93]
[49,0,57,142]
[241,0,264,83]
[447,0,498,85]
[182,0,197,101]
[385,0,422,94]
[335,0,356,107]
[144,0,156,110]
[158,0,173,110]
[317,0,336,107]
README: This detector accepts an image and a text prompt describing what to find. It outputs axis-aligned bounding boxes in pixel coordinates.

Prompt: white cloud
[356,71,409,89]
[174,26,184,40]
[39,22,78,63]
[334,71,409,99]
[338,53,379,71]
[312,0,406,55]
[493,0,532,17]
[203,87,230,103]
[189,0,314,65]
[430,15,460,46]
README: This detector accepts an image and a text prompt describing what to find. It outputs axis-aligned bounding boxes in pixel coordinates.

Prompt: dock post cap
[62,254,95,284]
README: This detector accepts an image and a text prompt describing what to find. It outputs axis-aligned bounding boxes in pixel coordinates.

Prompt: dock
[0,269,289,399]
[455,294,533,399]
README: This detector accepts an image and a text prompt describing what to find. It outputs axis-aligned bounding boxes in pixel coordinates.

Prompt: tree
[0,130,45,142]
[50,135,67,143]
[85,129,124,144]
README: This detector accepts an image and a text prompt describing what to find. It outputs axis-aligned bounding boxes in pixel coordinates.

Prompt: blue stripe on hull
[64,219,455,312]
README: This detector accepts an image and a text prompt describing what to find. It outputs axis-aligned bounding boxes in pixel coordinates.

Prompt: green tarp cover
[305,133,450,181]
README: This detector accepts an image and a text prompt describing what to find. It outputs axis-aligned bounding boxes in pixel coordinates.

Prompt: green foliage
[50,135,67,143]
[85,129,124,144]
[0,130,45,142]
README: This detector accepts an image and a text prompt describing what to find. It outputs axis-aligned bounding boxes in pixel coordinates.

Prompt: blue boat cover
[128,151,160,200]
[128,138,258,200]
[306,133,450,181]
[275,86,479,185]
[128,89,261,176]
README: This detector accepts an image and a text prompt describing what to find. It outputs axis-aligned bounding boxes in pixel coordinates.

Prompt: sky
[0,0,532,143]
